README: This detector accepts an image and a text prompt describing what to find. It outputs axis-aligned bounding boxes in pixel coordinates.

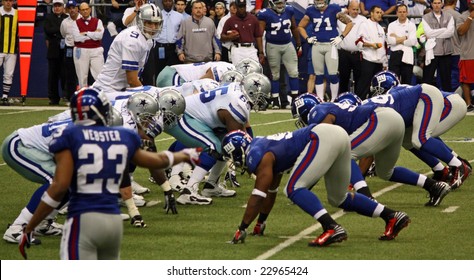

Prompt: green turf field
[0,104,473,260]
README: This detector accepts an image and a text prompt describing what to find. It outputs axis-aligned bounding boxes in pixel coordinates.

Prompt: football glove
[252,222,266,236]
[231,228,247,244]
[141,139,157,152]
[330,35,344,46]
[144,116,163,139]
[131,215,147,228]
[307,36,318,45]
[182,147,202,167]
[163,190,178,214]
[19,225,33,260]
[296,45,303,57]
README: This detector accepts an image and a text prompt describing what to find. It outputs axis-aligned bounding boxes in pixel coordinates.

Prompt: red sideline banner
[17,1,37,97]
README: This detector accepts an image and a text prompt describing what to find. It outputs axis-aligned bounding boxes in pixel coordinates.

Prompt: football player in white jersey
[92,4,162,96]
[164,82,252,205]
[155,61,235,87]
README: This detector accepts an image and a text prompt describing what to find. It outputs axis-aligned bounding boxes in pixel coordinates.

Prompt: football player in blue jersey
[297,0,354,102]
[364,72,472,190]
[224,125,410,247]
[18,88,201,260]
[257,0,301,108]
[305,99,452,207]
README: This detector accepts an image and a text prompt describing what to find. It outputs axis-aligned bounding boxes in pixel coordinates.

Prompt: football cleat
[231,228,247,244]
[449,161,471,190]
[308,224,347,247]
[224,170,240,187]
[251,222,266,236]
[34,219,63,236]
[176,188,213,205]
[379,212,410,241]
[201,181,236,197]
[168,174,187,193]
[131,181,150,195]
[425,181,451,207]
[3,224,41,245]
[432,166,452,183]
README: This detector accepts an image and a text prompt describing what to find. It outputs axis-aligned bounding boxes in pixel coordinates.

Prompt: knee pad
[315,75,324,85]
[328,74,339,84]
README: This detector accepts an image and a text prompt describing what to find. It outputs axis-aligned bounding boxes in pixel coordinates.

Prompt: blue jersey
[257,6,295,45]
[307,102,377,135]
[49,125,142,218]
[364,84,422,127]
[246,124,317,174]
[305,4,341,42]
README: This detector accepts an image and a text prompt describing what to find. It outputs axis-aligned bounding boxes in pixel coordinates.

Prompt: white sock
[330,83,339,102]
[13,207,33,225]
[206,160,227,185]
[186,166,208,193]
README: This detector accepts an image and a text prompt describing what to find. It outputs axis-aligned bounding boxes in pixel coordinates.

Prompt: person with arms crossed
[71,2,105,88]
[18,88,201,260]
[298,0,354,102]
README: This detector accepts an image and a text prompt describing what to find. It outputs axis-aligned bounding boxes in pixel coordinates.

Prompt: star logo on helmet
[169,98,177,107]
[138,99,149,108]
[253,79,261,88]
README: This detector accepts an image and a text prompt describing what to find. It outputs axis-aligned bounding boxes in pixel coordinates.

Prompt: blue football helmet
[335,92,362,106]
[291,93,323,128]
[222,130,253,174]
[70,87,111,126]
[307,103,332,125]
[370,70,400,96]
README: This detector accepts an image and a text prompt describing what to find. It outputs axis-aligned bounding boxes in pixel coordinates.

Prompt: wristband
[41,192,61,209]
[340,34,345,39]
[251,188,267,198]
[267,187,279,193]
[163,151,174,169]
[124,198,140,217]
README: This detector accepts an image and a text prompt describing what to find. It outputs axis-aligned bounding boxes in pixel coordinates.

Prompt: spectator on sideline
[60,0,80,102]
[457,0,474,111]
[44,0,68,105]
[106,0,129,37]
[175,0,191,20]
[71,2,105,88]
[122,0,144,27]
[216,1,236,63]
[443,0,462,92]
[0,0,19,106]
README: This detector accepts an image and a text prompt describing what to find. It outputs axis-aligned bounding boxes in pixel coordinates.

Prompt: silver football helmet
[220,70,244,84]
[126,91,160,130]
[109,107,124,127]
[241,73,271,111]
[269,0,286,14]
[192,78,220,93]
[138,4,163,39]
[159,88,186,129]
[235,58,263,75]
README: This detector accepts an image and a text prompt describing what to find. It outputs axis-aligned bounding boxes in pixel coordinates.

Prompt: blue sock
[169,141,187,152]
[26,183,50,213]
[410,148,440,169]
[339,192,377,217]
[288,188,325,217]
[350,159,365,185]
[199,152,217,171]
[389,166,421,186]
[420,138,454,164]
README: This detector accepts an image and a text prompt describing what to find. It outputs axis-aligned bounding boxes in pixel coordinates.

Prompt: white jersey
[172,62,235,83]
[93,26,153,93]
[185,82,250,129]
[17,120,72,154]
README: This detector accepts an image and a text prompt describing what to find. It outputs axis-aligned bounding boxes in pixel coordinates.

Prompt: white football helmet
[220,70,244,84]
[236,58,263,75]
[314,0,328,9]
[126,91,160,130]
[241,73,271,111]
[269,0,286,14]
[138,4,163,39]
[159,88,186,129]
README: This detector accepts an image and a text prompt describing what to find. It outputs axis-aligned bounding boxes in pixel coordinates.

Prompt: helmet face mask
[70,87,111,126]
[110,107,124,127]
[240,73,271,112]
[370,70,400,96]
[138,4,163,39]
[291,93,322,128]
[127,91,160,130]
[222,130,252,174]
[159,88,186,129]
[269,0,286,13]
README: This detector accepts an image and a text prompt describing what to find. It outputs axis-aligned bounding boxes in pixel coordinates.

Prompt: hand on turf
[163,190,178,214]
[19,225,33,260]
[131,215,147,228]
